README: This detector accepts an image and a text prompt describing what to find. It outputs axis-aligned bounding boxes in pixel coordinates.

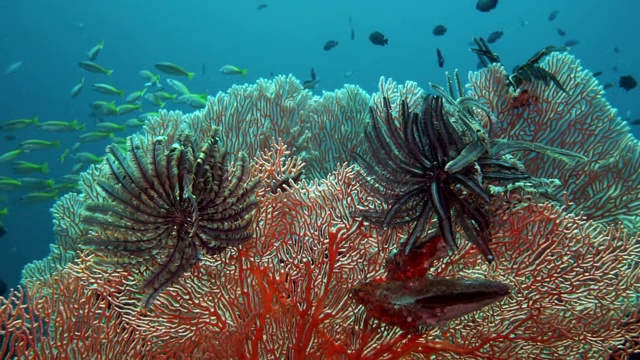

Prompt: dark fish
[433,25,447,36]
[349,16,355,40]
[3,135,16,141]
[548,10,559,21]
[302,67,320,90]
[202,63,206,75]
[0,225,6,239]
[603,81,616,90]
[619,75,637,91]
[486,30,503,43]
[476,0,498,12]
[323,40,339,51]
[436,48,444,68]
[564,40,580,47]
[557,28,566,36]
[369,31,388,46]
[592,71,603,77]
[613,46,620,54]
[257,3,268,10]
[630,118,640,125]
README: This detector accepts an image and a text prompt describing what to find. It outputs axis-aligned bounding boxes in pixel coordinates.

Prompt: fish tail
[106,69,113,77]
[240,69,248,77]
[187,72,195,80]
[41,162,49,174]
[32,116,39,125]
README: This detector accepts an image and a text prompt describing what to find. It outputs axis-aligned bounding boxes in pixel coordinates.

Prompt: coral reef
[2,53,640,358]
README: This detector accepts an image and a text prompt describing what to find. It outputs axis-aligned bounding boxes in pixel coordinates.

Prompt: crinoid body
[355,94,502,262]
[355,76,585,263]
[82,128,259,306]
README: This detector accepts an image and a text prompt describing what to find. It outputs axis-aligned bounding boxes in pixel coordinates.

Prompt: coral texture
[2,53,640,358]
[468,54,640,226]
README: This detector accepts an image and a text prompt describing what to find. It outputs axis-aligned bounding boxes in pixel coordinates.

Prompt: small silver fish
[87,40,104,61]
[4,61,24,75]
[70,77,85,98]
[219,65,248,76]
[166,79,191,95]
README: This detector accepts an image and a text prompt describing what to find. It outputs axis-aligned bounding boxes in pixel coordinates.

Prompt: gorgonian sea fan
[81,128,259,306]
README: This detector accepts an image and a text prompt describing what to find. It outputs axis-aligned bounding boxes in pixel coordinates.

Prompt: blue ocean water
[0,0,638,292]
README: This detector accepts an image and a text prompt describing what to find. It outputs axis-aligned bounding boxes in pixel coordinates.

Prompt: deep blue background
[0,0,638,291]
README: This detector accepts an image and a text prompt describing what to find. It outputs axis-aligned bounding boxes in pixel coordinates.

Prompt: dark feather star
[355,94,501,261]
[472,37,570,95]
[354,74,586,262]
[82,129,260,307]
